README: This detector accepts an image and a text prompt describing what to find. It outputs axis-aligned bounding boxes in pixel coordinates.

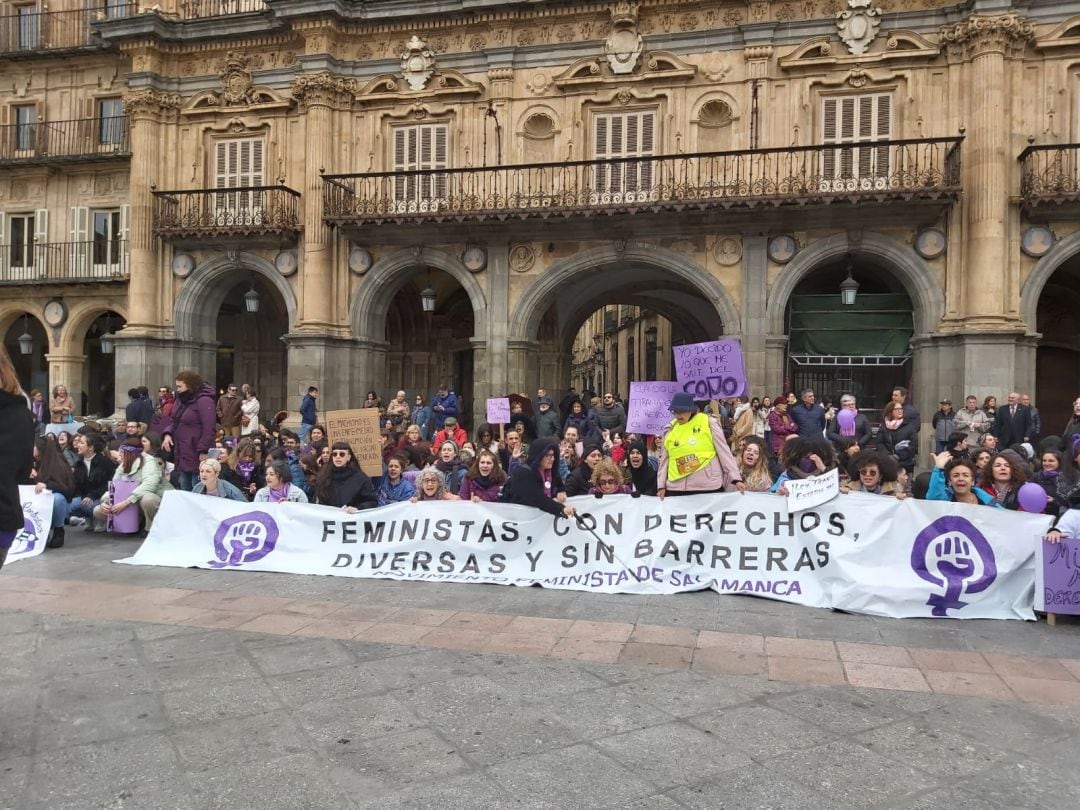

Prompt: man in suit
[993,391,1032,447]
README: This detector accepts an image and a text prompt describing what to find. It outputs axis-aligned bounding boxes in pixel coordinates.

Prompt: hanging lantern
[840,268,859,306]
[420,286,437,313]
[244,285,260,314]
[17,329,33,355]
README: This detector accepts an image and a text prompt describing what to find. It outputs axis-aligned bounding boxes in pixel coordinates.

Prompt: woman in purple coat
[458,449,507,502]
[162,370,217,491]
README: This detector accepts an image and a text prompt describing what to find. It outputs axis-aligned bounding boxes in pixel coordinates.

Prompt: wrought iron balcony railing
[0,116,130,164]
[152,186,301,238]
[1019,143,1080,207]
[323,137,963,225]
[0,5,131,55]
[0,241,129,284]
[176,0,267,18]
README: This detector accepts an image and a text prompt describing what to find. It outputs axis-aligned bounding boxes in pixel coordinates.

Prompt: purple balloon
[836,410,856,431]
[1017,482,1047,514]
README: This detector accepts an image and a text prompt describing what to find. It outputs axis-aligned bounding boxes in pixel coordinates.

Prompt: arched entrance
[82,310,126,416]
[174,254,294,416]
[1032,255,1080,433]
[510,243,738,399]
[2,311,48,396]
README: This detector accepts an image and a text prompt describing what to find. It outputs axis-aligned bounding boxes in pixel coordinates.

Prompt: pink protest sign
[673,339,747,399]
[626,381,683,435]
[486,397,511,426]
[1043,538,1080,616]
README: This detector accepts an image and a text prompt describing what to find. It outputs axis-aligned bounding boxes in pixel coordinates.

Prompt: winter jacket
[458,476,502,502]
[216,393,244,428]
[789,402,827,437]
[300,393,318,426]
[594,402,627,435]
[563,409,601,444]
[955,407,991,445]
[377,476,416,506]
[411,404,433,439]
[564,464,595,497]
[166,383,218,473]
[318,466,378,511]
[0,390,35,535]
[878,418,920,470]
[926,467,1003,508]
[1062,416,1080,453]
[72,452,118,501]
[932,410,958,444]
[50,394,76,424]
[534,400,561,438]
[192,478,248,501]
[826,412,873,448]
[126,396,154,426]
[109,454,166,503]
[766,410,799,455]
[431,391,459,429]
[432,425,468,450]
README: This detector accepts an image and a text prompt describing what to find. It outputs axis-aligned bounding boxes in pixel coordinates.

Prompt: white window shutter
[0,212,6,246]
[119,204,130,257]
[33,208,48,244]
[70,206,89,276]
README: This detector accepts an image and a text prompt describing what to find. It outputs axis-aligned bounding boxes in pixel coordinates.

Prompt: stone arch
[510,242,741,343]
[765,232,943,336]
[1020,230,1080,333]
[174,252,297,342]
[0,304,48,349]
[59,300,129,355]
[350,246,488,340]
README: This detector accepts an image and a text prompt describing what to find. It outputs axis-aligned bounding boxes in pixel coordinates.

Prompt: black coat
[318,467,377,511]
[0,390,34,532]
[879,419,920,470]
[826,412,873,448]
[994,405,1033,447]
[126,396,154,426]
[72,453,118,501]
[564,464,594,497]
[501,464,565,516]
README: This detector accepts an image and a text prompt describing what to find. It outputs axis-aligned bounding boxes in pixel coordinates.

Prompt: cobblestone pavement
[2,530,1080,809]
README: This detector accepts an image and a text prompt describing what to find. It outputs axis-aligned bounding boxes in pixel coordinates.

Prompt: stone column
[291,73,356,331]
[44,353,85,415]
[484,243,510,400]
[740,235,768,394]
[941,14,1033,327]
[120,89,181,332]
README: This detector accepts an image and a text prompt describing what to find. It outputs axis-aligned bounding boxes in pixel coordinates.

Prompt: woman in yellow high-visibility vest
[657,392,745,499]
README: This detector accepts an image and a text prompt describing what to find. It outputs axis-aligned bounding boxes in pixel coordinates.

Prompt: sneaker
[67,516,87,528]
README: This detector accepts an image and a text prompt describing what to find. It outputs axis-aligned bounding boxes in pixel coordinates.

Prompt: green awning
[788,294,913,357]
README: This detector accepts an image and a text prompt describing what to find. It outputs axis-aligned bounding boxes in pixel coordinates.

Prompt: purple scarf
[266,484,291,503]
[237,461,256,484]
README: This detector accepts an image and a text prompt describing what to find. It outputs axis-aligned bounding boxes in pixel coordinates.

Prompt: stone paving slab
[3,535,1080,808]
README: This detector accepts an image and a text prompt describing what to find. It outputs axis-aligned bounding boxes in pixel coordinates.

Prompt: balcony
[0,116,130,166]
[176,0,266,17]
[0,5,131,57]
[1019,143,1080,213]
[0,241,129,285]
[323,137,963,227]
[152,186,301,243]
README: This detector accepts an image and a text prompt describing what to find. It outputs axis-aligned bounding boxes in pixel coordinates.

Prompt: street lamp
[244,282,260,314]
[420,285,437,313]
[17,314,33,355]
[100,313,114,354]
[644,325,658,351]
[840,264,859,306]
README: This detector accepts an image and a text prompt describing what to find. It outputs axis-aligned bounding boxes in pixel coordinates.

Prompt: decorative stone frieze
[291,72,356,110]
[940,14,1035,60]
[217,52,257,106]
[836,0,882,56]
[401,35,436,91]
[605,1,643,76]
[122,88,182,120]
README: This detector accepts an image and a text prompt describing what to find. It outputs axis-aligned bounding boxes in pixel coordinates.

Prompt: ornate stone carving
[605,2,644,76]
[748,1,769,23]
[217,51,256,105]
[122,88,182,119]
[616,87,634,105]
[836,0,882,56]
[776,4,797,22]
[702,54,731,82]
[847,68,869,87]
[291,72,356,110]
[526,72,552,95]
[713,237,743,266]
[940,14,1035,59]
[509,244,536,273]
[723,8,743,26]
[400,35,435,91]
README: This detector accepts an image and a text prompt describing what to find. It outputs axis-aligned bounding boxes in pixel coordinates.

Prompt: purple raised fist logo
[11,515,39,557]
[209,512,279,569]
[910,516,997,617]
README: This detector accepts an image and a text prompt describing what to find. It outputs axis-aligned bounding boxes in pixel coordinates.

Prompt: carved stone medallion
[836,0,881,56]
[605,2,644,76]
[401,36,435,92]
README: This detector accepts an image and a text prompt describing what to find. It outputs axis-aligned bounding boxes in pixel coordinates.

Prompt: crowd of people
[2,344,1079,572]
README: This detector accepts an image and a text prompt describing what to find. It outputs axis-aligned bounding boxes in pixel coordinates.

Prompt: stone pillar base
[282,333,363,413]
[112,333,216,416]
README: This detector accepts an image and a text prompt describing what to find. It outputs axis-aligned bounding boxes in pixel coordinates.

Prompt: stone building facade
[2,0,1080,440]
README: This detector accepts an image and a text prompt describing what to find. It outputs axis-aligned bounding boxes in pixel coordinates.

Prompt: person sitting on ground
[411,467,461,502]
[843,451,906,499]
[458,449,507,503]
[499,437,575,518]
[927,452,1003,508]
[737,436,773,493]
[588,458,631,496]
[397,423,431,459]
[431,417,468,451]
[315,442,377,513]
[30,437,74,548]
[626,440,658,496]
[94,438,168,532]
[1031,449,1075,518]
[565,443,604,497]
[977,451,1027,510]
[770,437,837,495]
[222,439,263,500]
[68,432,116,529]
[254,460,308,503]
[377,454,416,506]
[192,458,247,501]
[433,440,468,495]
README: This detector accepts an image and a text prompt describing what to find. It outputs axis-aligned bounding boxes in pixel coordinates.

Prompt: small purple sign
[626,381,683,435]
[673,339,747,399]
[1043,538,1080,615]
[486,397,511,426]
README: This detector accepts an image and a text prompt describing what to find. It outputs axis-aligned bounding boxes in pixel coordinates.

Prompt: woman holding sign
[657,393,744,499]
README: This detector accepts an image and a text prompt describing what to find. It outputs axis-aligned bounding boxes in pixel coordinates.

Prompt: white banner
[6,485,56,564]
[118,492,1051,620]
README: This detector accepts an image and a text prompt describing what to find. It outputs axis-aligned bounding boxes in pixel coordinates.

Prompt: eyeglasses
[331,451,349,458]
[598,478,618,485]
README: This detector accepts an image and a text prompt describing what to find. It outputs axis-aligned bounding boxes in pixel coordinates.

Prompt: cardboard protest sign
[626,381,683,435]
[673,339,747,399]
[486,397,511,426]
[785,469,840,512]
[324,409,383,477]
[1041,538,1080,616]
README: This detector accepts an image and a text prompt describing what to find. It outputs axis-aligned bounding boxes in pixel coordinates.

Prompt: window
[213,137,264,223]
[8,213,35,269]
[104,0,128,18]
[92,210,122,268]
[392,124,448,211]
[16,5,40,51]
[98,98,124,146]
[592,110,655,198]
[821,93,892,187]
[13,105,37,153]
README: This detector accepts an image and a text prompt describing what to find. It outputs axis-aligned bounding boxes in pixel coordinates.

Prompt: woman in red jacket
[766,393,799,456]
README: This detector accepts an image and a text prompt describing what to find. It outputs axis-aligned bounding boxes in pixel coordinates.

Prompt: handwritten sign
[486,397,511,426]
[785,468,840,513]
[323,409,383,478]
[1042,538,1080,615]
[45,422,84,437]
[626,381,683,435]
[673,339,747,399]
